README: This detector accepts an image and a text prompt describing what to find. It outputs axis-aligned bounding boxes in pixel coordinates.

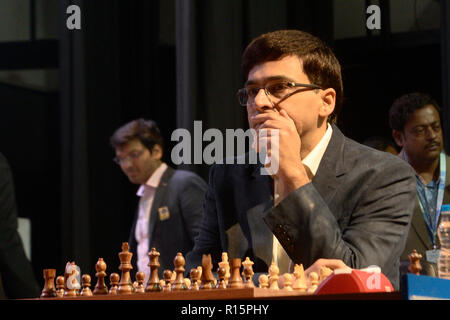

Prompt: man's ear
[392,130,404,148]
[151,144,163,160]
[319,88,336,118]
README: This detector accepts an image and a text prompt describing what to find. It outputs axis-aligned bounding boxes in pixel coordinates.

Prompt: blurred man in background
[0,152,40,299]
[390,92,450,276]
[110,119,207,281]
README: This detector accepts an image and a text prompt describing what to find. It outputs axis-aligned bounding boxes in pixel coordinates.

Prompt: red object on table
[315,266,394,295]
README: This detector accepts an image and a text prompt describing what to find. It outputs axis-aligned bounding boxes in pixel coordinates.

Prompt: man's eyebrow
[245,75,296,86]
[411,121,440,129]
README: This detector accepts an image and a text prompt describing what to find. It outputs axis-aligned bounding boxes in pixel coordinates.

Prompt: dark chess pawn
[109,273,120,294]
[135,272,145,293]
[80,274,93,296]
[189,268,200,291]
[216,266,227,289]
[163,270,173,292]
[56,276,65,297]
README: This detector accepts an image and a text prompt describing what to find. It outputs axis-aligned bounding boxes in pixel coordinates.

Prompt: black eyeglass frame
[237,81,323,107]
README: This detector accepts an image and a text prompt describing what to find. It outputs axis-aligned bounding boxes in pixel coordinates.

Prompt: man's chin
[127,175,142,185]
[423,149,442,161]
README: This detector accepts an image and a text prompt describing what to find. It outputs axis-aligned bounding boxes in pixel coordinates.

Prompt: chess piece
[242,257,255,288]
[56,276,65,297]
[93,258,108,295]
[319,266,333,283]
[283,273,293,291]
[200,254,216,289]
[196,266,203,287]
[41,269,57,298]
[109,273,120,294]
[184,278,191,289]
[229,258,244,289]
[135,272,145,293]
[80,274,93,296]
[64,262,80,297]
[307,272,319,293]
[408,249,422,275]
[163,270,173,292]
[292,264,307,292]
[172,253,188,291]
[268,262,279,290]
[117,242,133,294]
[258,274,269,289]
[219,252,231,285]
[146,247,162,292]
[216,266,227,289]
[189,268,200,290]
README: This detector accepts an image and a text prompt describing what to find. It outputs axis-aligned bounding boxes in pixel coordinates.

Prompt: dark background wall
[0,0,449,286]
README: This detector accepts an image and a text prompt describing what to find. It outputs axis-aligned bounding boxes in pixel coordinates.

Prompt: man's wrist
[276,168,311,201]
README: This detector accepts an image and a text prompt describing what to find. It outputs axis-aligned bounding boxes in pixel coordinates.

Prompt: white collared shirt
[273,124,333,273]
[135,162,168,281]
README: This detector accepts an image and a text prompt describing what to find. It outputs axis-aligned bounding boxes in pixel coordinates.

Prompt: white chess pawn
[307,272,319,293]
[268,262,279,290]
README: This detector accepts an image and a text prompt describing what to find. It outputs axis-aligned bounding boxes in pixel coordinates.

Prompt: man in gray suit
[0,152,40,299]
[185,30,416,290]
[390,92,450,276]
[110,119,207,280]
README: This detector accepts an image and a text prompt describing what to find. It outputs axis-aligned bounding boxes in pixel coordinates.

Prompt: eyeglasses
[237,81,322,107]
[113,149,145,165]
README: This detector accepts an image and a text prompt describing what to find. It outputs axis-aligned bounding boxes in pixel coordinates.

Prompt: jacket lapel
[312,124,346,206]
[147,166,175,246]
[410,197,433,249]
[247,159,274,266]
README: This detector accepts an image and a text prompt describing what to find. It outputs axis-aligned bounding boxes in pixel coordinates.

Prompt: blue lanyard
[416,152,446,248]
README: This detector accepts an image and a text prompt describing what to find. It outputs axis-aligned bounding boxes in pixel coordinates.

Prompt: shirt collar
[136,162,168,197]
[302,123,333,176]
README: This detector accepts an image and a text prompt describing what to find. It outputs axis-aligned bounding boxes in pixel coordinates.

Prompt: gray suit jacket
[186,125,416,290]
[400,154,450,276]
[0,153,40,299]
[128,166,207,276]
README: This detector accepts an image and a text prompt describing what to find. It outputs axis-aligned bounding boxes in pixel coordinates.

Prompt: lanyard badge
[416,152,446,249]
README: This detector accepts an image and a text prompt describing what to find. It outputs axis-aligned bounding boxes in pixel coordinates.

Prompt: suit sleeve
[177,172,208,244]
[0,155,40,298]
[264,158,416,281]
[185,166,223,272]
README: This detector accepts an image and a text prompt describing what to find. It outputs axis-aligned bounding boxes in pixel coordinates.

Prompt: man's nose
[121,160,133,170]
[426,126,437,140]
[253,88,273,112]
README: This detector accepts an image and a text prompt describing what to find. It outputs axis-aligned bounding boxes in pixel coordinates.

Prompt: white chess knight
[65,262,81,290]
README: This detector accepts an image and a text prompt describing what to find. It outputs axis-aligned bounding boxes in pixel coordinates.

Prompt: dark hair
[110,119,164,152]
[389,92,440,131]
[363,136,397,152]
[241,29,343,123]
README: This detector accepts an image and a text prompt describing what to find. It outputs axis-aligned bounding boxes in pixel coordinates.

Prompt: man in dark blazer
[185,30,416,290]
[0,152,40,299]
[110,119,207,279]
[390,92,450,276]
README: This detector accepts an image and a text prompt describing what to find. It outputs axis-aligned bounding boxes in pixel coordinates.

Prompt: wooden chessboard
[37,287,401,300]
